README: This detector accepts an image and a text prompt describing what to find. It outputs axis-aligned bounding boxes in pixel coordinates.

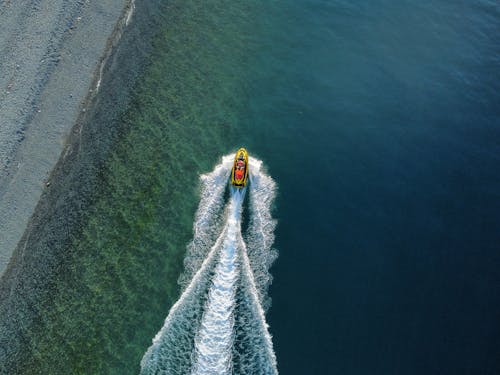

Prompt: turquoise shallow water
[7,0,500,374]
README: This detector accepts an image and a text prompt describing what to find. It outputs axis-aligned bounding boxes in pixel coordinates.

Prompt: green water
[20,1,268,373]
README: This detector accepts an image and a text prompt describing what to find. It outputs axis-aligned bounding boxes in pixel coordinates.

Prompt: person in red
[235,159,245,180]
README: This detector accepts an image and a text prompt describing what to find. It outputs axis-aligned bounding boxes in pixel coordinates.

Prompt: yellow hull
[231,148,249,187]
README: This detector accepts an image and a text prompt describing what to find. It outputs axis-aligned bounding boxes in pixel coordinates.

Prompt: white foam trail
[141,156,235,374]
[246,157,278,309]
[236,238,278,373]
[191,190,244,375]
[179,155,233,289]
[140,226,225,374]
[140,153,278,375]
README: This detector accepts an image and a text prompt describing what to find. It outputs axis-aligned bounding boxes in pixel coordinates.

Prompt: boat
[231,148,249,187]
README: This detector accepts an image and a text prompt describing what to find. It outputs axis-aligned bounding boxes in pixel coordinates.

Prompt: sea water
[9,1,500,374]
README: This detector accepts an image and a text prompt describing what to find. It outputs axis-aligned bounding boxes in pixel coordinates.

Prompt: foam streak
[191,190,244,375]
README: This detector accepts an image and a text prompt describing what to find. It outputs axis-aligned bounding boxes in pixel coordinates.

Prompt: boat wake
[140,154,278,374]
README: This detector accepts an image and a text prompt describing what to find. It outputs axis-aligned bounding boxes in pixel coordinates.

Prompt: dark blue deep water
[241,1,500,374]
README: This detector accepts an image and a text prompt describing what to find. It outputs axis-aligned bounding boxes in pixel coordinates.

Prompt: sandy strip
[0,0,132,275]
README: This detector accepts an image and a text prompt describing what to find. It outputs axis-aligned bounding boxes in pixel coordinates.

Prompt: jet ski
[231,148,249,187]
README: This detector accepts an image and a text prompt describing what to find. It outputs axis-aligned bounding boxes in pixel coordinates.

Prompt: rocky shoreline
[0,0,133,274]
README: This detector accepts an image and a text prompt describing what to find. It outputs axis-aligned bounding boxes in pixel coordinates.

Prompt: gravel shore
[0,0,132,274]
